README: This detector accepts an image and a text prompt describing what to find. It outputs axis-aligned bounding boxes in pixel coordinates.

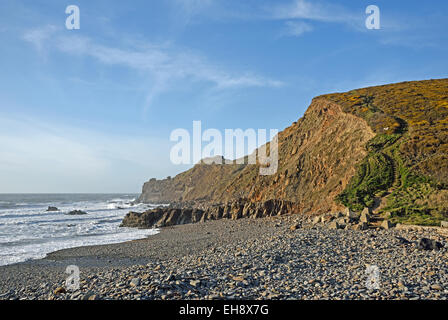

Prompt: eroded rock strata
[138,98,375,215]
[121,199,298,228]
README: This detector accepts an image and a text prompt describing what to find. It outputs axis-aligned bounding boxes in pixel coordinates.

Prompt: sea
[0,194,160,266]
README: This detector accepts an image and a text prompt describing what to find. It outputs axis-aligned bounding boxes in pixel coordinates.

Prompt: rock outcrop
[67,210,88,215]
[120,199,298,229]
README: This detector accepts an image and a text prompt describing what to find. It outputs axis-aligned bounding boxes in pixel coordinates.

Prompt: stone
[395,236,412,245]
[345,208,359,220]
[417,238,444,251]
[441,221,448,228]
[190,280,201,287]
[354,222,369,231]
[232,276,245,282]
[82,291,96,300]
[67,210,88,215]
[360,208,370,223]
[312,216,321,225]
[381,220,394,230]
[336,217,349,225]
[165,274,176,282]
[361,207,372,215]
[290,223,300,231]
[333,212,344,218]
[54,287,66,295]
[344,207,352,217]
[130,278,141,287]
[431,284,443,291]
[46,206,59,212]
[329,221,341,230]
[383,212,392,219]
[321,215,334,223]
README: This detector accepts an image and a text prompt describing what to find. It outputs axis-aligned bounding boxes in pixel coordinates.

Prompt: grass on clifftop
[324,79,448,226]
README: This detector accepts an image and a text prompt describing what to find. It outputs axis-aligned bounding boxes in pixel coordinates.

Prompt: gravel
[0,215,447,300]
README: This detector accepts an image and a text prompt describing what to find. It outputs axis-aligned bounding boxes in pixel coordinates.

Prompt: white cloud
[270,0,359,24]
[22,25,58,53]
[23,27,283,110]
[283,21,313,37]
[54,35,282,88]
[266,0,369,35]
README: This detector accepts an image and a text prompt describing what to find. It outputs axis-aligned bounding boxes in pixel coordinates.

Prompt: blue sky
[0,0,447,193]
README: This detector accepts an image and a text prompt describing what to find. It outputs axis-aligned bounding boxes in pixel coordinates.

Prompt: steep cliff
[139,97,375,215]
[137,79,448,226]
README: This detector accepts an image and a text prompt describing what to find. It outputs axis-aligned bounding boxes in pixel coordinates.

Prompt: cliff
[136,79,448,226]
[138,98,375,215]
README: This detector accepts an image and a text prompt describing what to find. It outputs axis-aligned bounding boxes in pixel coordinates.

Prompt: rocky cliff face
[138,97,375,215]
[136,79,448,227]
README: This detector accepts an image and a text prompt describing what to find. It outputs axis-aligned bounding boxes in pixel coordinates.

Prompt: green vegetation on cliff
[324,79,448,226]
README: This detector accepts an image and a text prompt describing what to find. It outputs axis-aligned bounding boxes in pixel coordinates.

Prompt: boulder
[344,207,352,217]
[345,208,359,220]
[360,214,369,224]
[67,210,88,215]
[337,217,349,225]
[441,221,448,228]
[383,212,392,219]
[312,216,321,225]
[417,238,444,251]
[46,206,59,212]
[332,212,344,218]
[329,221,342,230]
[321,215,334,223]
[381,220,394,230]
[360,208,371,223]
[361,207,372,214]
[353,222,369,231]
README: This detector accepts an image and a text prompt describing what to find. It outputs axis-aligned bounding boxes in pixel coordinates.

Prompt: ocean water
[0,194,160,266]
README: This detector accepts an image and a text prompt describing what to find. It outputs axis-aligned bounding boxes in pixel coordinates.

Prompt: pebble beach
[1,215,447,300]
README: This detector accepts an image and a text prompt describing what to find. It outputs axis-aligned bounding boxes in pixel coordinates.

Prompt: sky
[0,0,447,193]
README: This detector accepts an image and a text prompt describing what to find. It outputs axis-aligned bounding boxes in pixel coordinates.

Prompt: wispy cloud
[282,20,313,37]
[271,0,358,23]
[269,0,362,32]
[172,0,215,24]
[23,27,283,110]
[22,24,58,53]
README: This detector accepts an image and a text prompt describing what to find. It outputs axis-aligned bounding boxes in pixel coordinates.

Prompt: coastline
[1,215,448,300]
